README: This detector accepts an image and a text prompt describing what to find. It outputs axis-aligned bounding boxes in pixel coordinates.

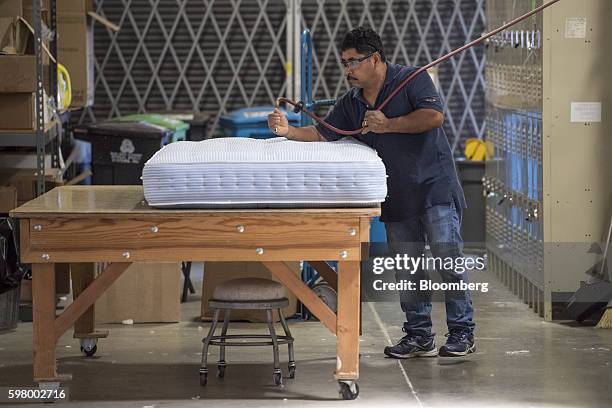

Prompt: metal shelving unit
[0,121,59,148]
[34,0,59,195]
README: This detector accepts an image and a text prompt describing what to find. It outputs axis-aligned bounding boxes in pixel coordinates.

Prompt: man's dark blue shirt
[315,63,467,222]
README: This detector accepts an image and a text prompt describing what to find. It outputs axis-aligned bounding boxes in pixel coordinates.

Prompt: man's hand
[362,110,389,134]
[268,108,290,137]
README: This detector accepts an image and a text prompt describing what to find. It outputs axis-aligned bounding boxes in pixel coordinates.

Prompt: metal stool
[199,278,295,386]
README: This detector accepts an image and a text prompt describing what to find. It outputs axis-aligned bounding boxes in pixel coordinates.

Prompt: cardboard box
[0,16,29,54]
[0,17,51,69]
[0,92,50,130]
[20,0,51,21]
[0,92,35,129]
[0,168,62,205]
[0,152,53,170]
[0,185,17,212]
[0,0,22,17]
[57,1,95,14]
[95,262,181,323]
[57,10,94,108]
[200,262,300,323]
[0,55,49,93]
[0,0,51,18]
[18,264,70,303]
[0,55,36,92]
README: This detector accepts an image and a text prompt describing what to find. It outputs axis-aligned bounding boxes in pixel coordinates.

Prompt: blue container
[370,217,387,243]
[219,106,301,139]
[369,216,388,257]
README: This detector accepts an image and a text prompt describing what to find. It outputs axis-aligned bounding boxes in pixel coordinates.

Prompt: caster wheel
[217,364,226,378]
[199,372,208,386]
[39,382,60,404]
[338,381,359,400]
[80,338,98,357]
[311,282,337,316]
[288,363,296,379]
[80,344,97,357]
[273,371,283,386]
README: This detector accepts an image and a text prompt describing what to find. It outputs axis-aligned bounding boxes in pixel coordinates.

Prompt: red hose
[277,0,561,136]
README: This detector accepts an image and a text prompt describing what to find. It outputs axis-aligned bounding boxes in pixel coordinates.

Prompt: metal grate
[301,0,486,153]
[85,0,289,135]
[87,0,485,149]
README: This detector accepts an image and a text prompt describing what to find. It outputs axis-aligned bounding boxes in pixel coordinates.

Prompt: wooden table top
[10,186,382,219]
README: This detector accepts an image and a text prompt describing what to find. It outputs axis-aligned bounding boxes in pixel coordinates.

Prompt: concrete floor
[1,266,611,407]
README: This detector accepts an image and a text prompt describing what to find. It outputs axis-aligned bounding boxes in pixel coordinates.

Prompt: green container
[112,114,189,143]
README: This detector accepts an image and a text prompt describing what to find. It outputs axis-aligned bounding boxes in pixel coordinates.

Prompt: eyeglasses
[340,53,375,69]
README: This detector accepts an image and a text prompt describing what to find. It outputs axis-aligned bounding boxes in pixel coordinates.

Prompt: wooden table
[10,185,379,400]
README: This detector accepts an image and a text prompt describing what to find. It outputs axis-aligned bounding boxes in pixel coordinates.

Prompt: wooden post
[71,263,96,336]
[262,261,337,334]
[307,261,338,290]
[32,263,58,381]
[335,260,360,380]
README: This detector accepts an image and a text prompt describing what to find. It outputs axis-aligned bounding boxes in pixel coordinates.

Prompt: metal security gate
[300,0,486,153]
[86,0,289,134]
[89,0,485,150]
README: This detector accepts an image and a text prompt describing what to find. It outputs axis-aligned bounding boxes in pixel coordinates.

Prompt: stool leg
[200,308,220,386]
[218,309,231,378]
[265,309,282,386]
[278,308,296,379]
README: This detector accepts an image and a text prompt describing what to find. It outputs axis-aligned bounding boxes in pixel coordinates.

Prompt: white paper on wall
[570,102,602,123]
[565,17,587,39]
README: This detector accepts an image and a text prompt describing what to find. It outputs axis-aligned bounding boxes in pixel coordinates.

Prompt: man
[267,27,475,358]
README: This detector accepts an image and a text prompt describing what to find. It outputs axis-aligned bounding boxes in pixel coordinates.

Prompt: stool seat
[200,277,296,387]
[212,278,285,302]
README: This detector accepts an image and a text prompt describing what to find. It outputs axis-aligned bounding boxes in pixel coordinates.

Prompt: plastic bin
[0,285,20,332]
[112,114,189,143]
[75,121,172,185]
[219,106,300,139]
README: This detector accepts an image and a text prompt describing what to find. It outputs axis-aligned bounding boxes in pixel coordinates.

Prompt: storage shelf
[0,121,58,147]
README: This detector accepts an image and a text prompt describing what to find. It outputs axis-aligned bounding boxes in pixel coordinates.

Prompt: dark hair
[341,26,386,62]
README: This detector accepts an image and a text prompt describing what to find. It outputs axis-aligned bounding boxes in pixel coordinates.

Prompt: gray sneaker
[384,333,438,359]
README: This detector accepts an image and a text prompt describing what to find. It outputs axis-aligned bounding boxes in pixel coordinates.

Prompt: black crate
[76,122,172,185]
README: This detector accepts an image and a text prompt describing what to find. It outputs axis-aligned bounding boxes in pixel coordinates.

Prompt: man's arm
[363,108,444,134]
[268,108,327,141]
[285,125,327,142]
[387,108,444,133]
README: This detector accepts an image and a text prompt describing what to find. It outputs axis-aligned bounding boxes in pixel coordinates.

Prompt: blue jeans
[385,202,475,336]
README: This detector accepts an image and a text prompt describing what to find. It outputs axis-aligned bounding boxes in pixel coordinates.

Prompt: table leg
[32,263,59,381]
[335,260,360,381]
[71,263,95,335]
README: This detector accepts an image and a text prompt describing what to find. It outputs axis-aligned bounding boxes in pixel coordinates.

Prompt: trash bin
[75,121,172,185]
[112,114,189,143]
[0,218,22,332]
[219,106,300,139]
[455,158,486,253]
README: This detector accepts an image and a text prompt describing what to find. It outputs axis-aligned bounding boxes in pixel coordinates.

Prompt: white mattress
[142,137,387,208]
